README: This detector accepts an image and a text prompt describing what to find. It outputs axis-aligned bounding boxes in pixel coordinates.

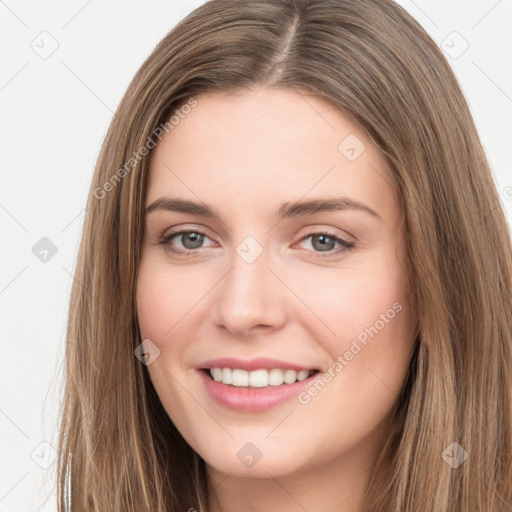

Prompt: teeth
[208,368,314,387]
[297,370,310,381]
[232,369,249,386]
[222,368,233,384]
[249,369,267,387]
[211,368,222,382]
[268,368,284,386]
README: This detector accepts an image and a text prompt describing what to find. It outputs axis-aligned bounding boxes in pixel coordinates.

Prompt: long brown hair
[56,0,512,510]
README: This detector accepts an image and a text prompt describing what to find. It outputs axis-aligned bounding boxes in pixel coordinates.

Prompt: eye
[297,231,355,256]
[157,228,355,258]
[157,229,216,255]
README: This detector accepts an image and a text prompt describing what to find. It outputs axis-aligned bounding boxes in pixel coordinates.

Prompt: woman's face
[136,87,417,485]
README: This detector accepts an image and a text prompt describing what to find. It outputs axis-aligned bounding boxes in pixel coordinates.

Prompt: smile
[197,362,321,412]
[206,367,318,387]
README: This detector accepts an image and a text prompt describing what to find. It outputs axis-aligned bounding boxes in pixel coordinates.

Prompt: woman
[57,0,512,511]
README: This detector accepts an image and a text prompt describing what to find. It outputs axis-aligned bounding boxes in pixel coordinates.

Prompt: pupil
[312,234,335,252]
[183,232,204,249]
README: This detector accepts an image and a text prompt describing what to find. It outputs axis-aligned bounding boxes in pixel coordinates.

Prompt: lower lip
[198,370,318,412]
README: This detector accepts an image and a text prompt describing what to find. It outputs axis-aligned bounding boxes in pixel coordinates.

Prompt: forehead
[146,88,398,222]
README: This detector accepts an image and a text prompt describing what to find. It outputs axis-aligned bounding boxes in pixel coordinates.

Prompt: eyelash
[157,229,355,258]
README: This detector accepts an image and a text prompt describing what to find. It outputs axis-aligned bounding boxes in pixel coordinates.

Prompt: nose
[212,244,287,337]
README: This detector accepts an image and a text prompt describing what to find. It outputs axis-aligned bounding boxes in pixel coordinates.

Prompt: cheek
[135,260,197,413]
[136,259,193,347]
[294,251,414,388]
[294,261,410,346]
[135,257,224,378]
[136,269,168,343]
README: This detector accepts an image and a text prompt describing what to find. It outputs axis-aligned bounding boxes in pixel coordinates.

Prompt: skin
[136,87,418,512]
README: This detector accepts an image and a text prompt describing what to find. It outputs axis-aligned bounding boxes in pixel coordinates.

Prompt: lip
[197,357,317,372]
[198,368,320,412]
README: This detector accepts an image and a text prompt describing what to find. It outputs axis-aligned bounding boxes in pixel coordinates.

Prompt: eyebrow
[145,196,382,221]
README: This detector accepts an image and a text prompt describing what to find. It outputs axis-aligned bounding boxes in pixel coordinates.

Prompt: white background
[1,1,511,510]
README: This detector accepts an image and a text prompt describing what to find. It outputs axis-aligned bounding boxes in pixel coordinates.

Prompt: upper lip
[198,357,318,372]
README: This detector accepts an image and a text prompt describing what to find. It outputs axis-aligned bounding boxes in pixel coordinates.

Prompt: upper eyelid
[162,228,353,250]
[161,223,355,241]
[163,227,215,243]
